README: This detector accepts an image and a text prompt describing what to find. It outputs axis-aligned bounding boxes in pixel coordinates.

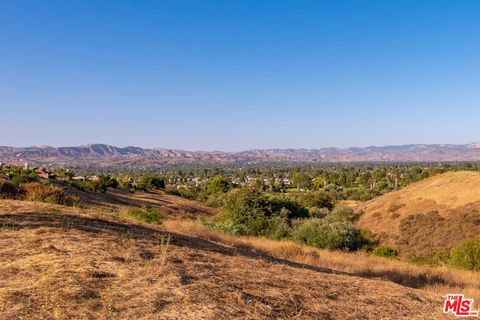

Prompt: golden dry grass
[21,182,81,206]
[0,199,444,319]
[357,171,480,255]
[77,188,217,219]
[166,220,480,303]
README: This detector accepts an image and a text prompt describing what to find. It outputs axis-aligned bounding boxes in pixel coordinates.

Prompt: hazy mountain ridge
[1,143,480,166]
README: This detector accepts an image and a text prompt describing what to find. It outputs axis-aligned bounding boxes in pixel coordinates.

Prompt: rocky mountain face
[1,143,480,166]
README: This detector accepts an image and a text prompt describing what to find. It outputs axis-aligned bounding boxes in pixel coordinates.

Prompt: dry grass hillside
[357,171,480,256]
[0,197,453,319]
[75,188,218,219]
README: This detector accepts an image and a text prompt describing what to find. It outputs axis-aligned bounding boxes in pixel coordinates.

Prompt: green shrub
[408,251,450,266]
[98,175,119,189]
[342,188,377,201]
[137,176,165,190]
[205,191,228,208]
[373,246,398,258]
[291,218,364,251]
[11,173,38,186]
[176,185,198,200]
[294,191,334,210]
[218,188,308,236]
[57,168,74,179]
[328,204,355,222]
[203,176,231,195]
[265,216,291,239]
[165,184,180,195]
[70,175,118,193]
[267,196,309,219]
[448,240,480,271]
[308,206,330,218]
[119,207,165,224]
[218,188,269,235]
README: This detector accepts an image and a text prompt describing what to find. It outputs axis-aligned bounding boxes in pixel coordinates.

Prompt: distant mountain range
[1,143,480,167]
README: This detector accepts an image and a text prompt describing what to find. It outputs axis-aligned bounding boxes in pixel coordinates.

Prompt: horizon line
[1,141,479,153]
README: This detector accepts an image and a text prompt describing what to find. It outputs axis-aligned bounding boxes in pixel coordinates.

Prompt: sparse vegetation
[2,162,480,318]
[69,175,119,193]
[0,178,81,206]
[0,178,18,198]
[118,207,165,224]
[10,173,39,186]
[373,246,399,258]
[291,218,364,251]
[20,182,81,206]
[1,168,479,319]
[449,239,480,271]
[136,175,165,190]
[167,219,480,309]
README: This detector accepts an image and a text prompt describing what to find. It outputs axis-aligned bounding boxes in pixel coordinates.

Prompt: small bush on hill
[0,179,18,198]
[20,182,80,206]
[219,188,269,235]
[217,188,307,236]
[11,173,39,186]
[70,175,118,193]
[119,207,165,224]
[373,246,399,258]
[2,168,34,176]
[165,184,180,195]
[449,239,480,271]
[328,204,355,222]
[86,175,119,192]
[294,191,334,210]
[205,191,228,208]
[137,176,165,190]
[408,250,450,266]
[267,196,309,220]
[291,218,364,251]
[57,168,74,179]
[308,206,329,218]
[342,188,378,201]
[265,215,291,240]
[176,185,198,200]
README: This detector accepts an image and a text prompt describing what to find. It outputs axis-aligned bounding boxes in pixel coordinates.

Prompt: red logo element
[444,294,479,317]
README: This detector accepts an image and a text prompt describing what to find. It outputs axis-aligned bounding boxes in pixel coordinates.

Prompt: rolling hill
[356,171,480,256]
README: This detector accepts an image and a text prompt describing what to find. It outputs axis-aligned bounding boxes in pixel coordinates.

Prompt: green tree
[204,176,231,194]
[449,240,480,271]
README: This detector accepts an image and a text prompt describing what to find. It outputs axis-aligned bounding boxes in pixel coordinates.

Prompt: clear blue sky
[1,0,479,151]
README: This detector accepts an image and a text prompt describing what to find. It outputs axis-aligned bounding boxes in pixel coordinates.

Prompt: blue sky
[1,0,479,151]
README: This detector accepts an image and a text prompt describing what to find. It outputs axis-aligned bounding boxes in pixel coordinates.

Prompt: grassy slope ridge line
[356,171,480,255]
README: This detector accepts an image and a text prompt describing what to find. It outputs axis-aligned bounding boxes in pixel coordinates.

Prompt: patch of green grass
[373,246,398,258]
[118,207,165,224]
